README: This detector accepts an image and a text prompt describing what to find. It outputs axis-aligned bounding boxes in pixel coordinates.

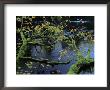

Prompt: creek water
[29,40,94,74]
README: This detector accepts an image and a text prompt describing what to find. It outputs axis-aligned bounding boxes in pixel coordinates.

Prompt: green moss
[68,64,79,74]
[16,31,28,66]
[67,49,94,74]
[16,16,94,74]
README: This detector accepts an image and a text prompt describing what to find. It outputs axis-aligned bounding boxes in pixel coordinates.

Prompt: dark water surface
[29,40,94,74]
[17,40,94,74]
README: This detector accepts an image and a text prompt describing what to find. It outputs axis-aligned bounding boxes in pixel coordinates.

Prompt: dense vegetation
[16,16,94,74]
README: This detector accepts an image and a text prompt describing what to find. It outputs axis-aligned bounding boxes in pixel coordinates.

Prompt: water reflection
[29,40,94,74]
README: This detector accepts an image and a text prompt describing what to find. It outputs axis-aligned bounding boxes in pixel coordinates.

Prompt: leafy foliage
[16,16,94,74]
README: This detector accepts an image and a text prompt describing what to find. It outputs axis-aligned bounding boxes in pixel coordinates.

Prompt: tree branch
[20,57,72,65]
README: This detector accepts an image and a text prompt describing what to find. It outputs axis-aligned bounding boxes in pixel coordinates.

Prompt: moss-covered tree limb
[28,41,45,46]
[16,31,28,66]
[67,39,94,74]
[67,58,94,74]
[20,57,72,65]
[67,49,94,74]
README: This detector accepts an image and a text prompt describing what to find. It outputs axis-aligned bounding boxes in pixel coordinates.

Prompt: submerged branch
[21,57,72,65]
